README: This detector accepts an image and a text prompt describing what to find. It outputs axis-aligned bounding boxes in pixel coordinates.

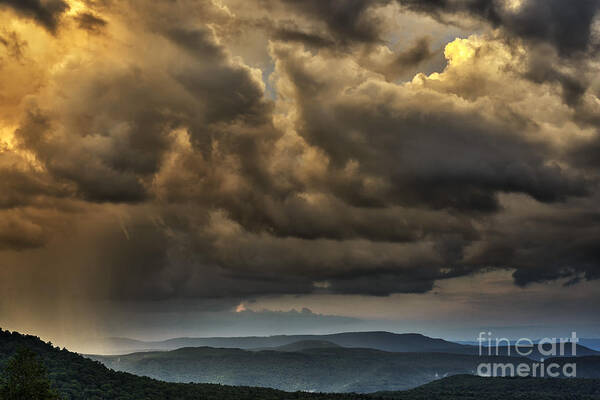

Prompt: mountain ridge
[88,331,474,355]
[3,328,600,399]
[89,344,542,392]
[88,331,600,361]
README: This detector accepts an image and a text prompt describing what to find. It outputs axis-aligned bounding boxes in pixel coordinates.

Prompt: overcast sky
[1,0,600,350]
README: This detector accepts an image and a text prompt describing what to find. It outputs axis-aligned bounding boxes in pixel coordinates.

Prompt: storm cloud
[0,0,68,32]
[397,0,600,56]
[1,0,600,344]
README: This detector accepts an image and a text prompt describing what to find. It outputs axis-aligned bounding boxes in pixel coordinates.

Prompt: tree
[0,347,60,400]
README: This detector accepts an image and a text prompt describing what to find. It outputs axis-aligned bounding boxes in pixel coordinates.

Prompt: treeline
[384,374,600,400]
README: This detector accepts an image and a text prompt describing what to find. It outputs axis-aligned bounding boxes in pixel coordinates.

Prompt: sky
[1,0,600,351]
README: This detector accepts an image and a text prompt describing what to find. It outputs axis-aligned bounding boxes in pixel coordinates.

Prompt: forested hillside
[2,329,600,400]
[91,344,531,392]
[0,329,365,400]
[376,375,600,400]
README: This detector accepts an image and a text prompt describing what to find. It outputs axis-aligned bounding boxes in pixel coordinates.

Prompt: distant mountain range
[86,331,600,392]
[479,343,597,360]
[262,339,343,352]
[457,338,600,351]
[89,341,600,393]
[91,346,531,392]
[91,331,600,361]
[90,331,482,354]
[582,339,600,351]
[0,329,353,400]
[2,328,600,399]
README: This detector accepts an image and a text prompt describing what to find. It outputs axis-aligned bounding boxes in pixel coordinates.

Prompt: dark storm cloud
[394,0,600,111]
[75,210,320,301]
[67,202,470,301]
[0,31,25,59]
[499,0,600,57]
[202,234,445,296]
[12,17,276,205]
[259,41,600,290]
[2,0,600,312]
[237,0,391,50]
[263,0,600,111]
[465,205,600,287]
[0,151,71,210]
[397,0,501,25]
[523,56,588,107]
[15,107,150,203]
[272,27,336,49]
[164,27,225,59]
[0,0,68,32]
[331,274,435,296]
[570,137,600,170]
[365,36,442,81]
[392,36,436,69]
[277,0,389,45]
[90,218,178,301]
[398,0,600,56]
[266,0,600,56]
[274,45,588,214]
[74,12,107,32]
[0,152,71,253]
[231,197,478,243]
[0,212,46,250]
[175,65,272,126]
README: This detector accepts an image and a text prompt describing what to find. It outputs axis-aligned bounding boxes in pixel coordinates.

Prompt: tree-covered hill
[90,345,534,392]
[0,329,366,400]
[2,328,600,400]
[261,340,342,352]
[375,374,600,400]
[544,356,600,378]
